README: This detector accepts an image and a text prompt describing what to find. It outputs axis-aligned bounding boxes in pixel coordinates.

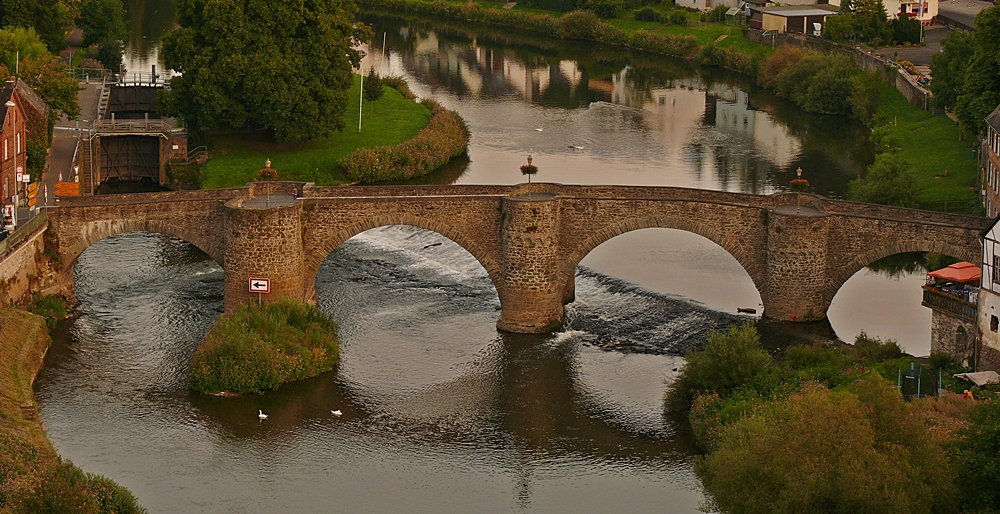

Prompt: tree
[159,0,369,142]
[890,15,920,45]
[953,5,1000,135]
[77,0,126,47]
[850,71,886,125]
[362,66,383,116]
[823,13,857,42]
[698,376,955,514]
[848,153,921,207]
[855,0,891,45]
[929,30,975,111]
[0,27,79,119]
[953,399,1000,512]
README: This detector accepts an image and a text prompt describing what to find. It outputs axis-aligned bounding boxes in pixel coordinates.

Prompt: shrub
[582,0,624,19]
[849,71,886,125]
[382,75,416,101]
[698,377,955,514]
[890,15,920,45]
[633,7,662,22]
[26,140,48,179]
[188,298,340,394]
[847,153,921,207]
[696,43,726,66]
[852,331,904,362]
[953,399,1000,512]
[665,324,772,414]
[556,10,601,39]
[28,294,68,329]
[667,10,688,26]
[15,462,147,514]
[758,46,807,89]
[339,99,470,182]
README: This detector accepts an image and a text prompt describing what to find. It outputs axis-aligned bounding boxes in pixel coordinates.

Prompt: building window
[994,255,1000,285]
[15,133,20,154]
[991,315,998,333]
[3,138,7,160]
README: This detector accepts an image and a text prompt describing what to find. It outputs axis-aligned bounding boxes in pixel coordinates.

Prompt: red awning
[927,261,981,283]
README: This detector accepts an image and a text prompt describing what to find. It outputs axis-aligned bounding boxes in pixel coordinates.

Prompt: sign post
[249,277,270,305]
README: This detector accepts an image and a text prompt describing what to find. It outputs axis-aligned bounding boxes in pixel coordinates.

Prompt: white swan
[331,410,343,417]
[258,409,268,420]
[535,127,543,132]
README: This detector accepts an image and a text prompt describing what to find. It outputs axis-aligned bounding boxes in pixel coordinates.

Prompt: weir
[27,182,989,333]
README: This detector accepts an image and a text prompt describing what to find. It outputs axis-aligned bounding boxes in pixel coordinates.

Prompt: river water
[33,6,939,513]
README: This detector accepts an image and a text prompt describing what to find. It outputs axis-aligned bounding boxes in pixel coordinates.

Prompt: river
[33,5,939,513]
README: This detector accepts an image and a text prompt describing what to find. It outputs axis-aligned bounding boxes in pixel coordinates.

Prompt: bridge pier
[762,203,831,321]
[223,198,306,313]
[496,194,566,333]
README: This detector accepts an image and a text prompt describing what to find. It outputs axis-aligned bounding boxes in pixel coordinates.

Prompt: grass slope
[200,75,432,188]
[877,88,979,204]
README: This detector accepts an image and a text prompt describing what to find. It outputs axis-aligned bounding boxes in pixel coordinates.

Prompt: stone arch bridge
[46,182,990,333]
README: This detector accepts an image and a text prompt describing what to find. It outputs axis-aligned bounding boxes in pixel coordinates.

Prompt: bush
[582,0,624,19]
[556,10,601,39]
[28,294,68,329]
[633,7,662,22]
[758,46,807,89]
[953,399,1000,512]
[847,153,921,207]
[665,324,772,414]
[382,75,416,100]
[890,14,920,45]
[188,298,340,394]
[667,10,688,26]
[852,331,903,362]
[16,461,147,514]
[849,71,886,125]
[698,377,955,514]
[26,140,48,178]
[339,99,470,182]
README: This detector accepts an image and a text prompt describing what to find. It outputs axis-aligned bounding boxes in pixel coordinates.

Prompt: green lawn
[877,88,979,204]
[200,75,432,188]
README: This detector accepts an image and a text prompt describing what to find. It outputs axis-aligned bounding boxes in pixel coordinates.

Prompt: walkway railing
[0,211,47,261]
[922,286,977,321]
[89,119,173,138]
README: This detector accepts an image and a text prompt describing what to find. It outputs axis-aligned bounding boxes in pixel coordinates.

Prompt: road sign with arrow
[249,278,270,294]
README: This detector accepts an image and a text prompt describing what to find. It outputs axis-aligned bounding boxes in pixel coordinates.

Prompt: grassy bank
[877,87,979,204]
[189,299,340,395]
[0,307,146,513]
[199,75,432,188]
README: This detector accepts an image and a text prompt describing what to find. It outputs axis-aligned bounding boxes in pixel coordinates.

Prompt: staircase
[78,138,96,195]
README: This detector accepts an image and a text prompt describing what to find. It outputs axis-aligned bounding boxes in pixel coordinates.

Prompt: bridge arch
[555,214,765,294]
[63,219,225,269]
[303,213,503,296]
[823,239,977,304]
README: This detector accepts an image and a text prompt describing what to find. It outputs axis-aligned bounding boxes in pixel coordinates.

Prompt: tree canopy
[77,0,126,70]
[159,0,369,142]
[0,0,71,52]
[847,153,921,207]
[930,6,1000,134]
[0,27,81,119]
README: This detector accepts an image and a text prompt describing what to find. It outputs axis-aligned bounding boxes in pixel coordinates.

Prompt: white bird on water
[535,127,544,132]
[331,410,343,417]
[258,410,268,420]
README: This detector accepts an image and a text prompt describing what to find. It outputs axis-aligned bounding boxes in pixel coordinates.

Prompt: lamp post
[520,154,538,184]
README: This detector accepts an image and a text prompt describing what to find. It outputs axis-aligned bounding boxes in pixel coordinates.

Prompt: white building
[883,0,938,22]
[976,214,1000,372]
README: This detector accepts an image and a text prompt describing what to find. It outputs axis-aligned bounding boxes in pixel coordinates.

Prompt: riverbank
[361,3,976,207]
[197,75,433,188]
[0,307,146,513]
[188,299,340,395]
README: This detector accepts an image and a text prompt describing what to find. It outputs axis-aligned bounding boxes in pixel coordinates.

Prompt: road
[42,81,102,206]
[937,0,995,28]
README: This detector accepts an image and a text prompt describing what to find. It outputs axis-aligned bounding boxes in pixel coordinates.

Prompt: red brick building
[1,79,49,206]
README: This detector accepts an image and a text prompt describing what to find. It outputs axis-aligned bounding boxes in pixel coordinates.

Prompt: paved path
[42,81,102,206]
[938,0,994,28]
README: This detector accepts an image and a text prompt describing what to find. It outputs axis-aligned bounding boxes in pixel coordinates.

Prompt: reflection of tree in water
[123,0,176,59]
[866,252,961,278]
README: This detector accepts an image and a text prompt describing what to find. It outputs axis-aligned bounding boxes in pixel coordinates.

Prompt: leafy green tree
[855,0,890,45]
[890,15,920,44]
[953,399,1000,512]
[0,27,79,119]
[0,0,71,52]
[78,0,126,47]
[95,39,123,71]
[823,13,856,41]
[698,376,955,514]
[159,0,368,142]
[953,5,1000,135]
[848,153,921,207]
[850,71,886,124]
[0,0,33,28]
[930,30,975,111]
[801,55,855,115]
[362,66,384,116]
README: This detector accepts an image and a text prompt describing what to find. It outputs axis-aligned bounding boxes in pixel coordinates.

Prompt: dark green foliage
[633,7,662,22]
[363,66,384,108]
[582,0,623,19]
[852,331,903,362]
[856,0,890,45]
[953,400,1000,512]
[849,71,885,124]
[771,53,857,115]
[665,324,772,414]
[27,294,66,330]
[696,43,726,66]
[0,0,71,52]
[522,0,577,12]
[26,139,46,178]
[188,298,340,394]
[667,10,688,26]
[0,27,81,119]
[930,29,974,111]
[697,376,955,514]
[94,39,122,71]
[847,153,921,207]
[77,0,126,48]
[952,5,1000,135]
[556,10,601,39]
[823,12,856,41]
[159,0,367,142]
[889,15,920,45]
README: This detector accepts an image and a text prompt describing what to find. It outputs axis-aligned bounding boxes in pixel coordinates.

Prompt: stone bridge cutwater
[45,182,991,333]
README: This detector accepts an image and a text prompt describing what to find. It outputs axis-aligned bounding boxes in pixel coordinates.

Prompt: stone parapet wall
[223,202,304,313]
[0,229,51,307]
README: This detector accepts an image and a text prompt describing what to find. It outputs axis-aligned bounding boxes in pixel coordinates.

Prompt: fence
[917,198,983,216]
[0,210,47,261]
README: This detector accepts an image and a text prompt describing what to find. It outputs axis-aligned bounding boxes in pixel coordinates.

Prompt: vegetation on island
[159,0,370,142]
[189,299,340,395]
[0,308,147,514]
[667,324,1000,514]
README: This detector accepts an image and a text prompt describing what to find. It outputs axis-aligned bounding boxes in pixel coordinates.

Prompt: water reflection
[122,0,175,74]
[360,14,872,194]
